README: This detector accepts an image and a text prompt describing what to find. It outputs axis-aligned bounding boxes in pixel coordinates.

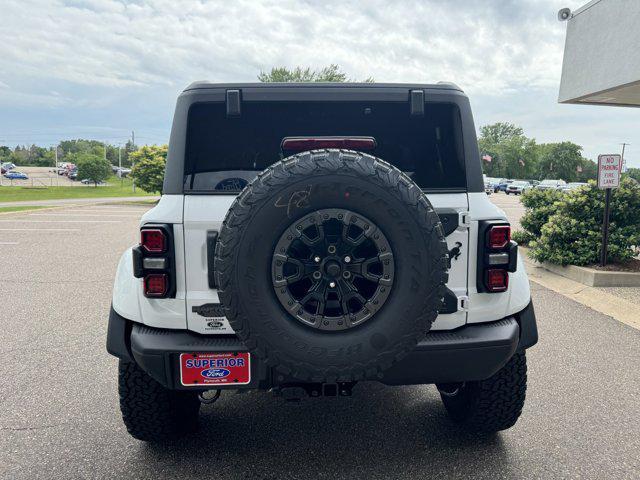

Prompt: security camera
[558,8,571,21]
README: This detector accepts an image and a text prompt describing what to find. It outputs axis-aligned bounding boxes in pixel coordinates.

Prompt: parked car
[116,167,131,178]
[560,182,588,192]
[1,162,16,174]
[107,81,538,442]
[536,179,566,190]
[68,169,78,180]
[496,179,514,192]
[81,178,106,185]
[4,171,28,180]
[506,181,532,195]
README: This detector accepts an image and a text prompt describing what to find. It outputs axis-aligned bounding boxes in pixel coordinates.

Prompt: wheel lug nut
[313,271,322,280]
[314,256,321,263]
[344,256,351,263]
[329,281,336,288]
[328,245,336,254]
[343,271,351,279]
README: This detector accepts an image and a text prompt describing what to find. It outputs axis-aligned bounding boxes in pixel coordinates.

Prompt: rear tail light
[477,222,517,293]
[144,274,168,297]
[141,229,166,253]
[485,269,509,292]
[487,225,510,249]
[281,137,377,152]
[133,225,175,298]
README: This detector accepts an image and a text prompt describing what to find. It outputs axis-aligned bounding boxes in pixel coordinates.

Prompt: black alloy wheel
[272,208,394,331]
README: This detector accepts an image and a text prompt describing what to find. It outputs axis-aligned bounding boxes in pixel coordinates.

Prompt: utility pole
[118,144,123,186]
[131,130,136,193]
[620,143,630,173]
[54,144,58,186]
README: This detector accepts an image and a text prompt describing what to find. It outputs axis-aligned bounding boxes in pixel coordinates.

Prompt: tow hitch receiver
[274,382,356,402]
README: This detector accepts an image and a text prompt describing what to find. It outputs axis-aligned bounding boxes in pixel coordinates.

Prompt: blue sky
[1,0,638,166]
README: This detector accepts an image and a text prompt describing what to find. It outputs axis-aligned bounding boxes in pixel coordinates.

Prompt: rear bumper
[107,302,537,390]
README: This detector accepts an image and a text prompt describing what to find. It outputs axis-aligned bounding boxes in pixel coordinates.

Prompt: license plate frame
[179,352,251,387]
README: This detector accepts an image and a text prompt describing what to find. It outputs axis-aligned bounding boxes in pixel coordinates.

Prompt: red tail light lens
[487,226,511,249]
[144,274,168,297]
[281,137,377,151]
[485,269,509,292]
[141,229,166,253]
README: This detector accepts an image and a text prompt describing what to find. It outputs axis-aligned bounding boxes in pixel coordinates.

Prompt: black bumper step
[108,308,525,390]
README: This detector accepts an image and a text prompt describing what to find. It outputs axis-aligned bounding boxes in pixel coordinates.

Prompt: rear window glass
[184,101,466,192]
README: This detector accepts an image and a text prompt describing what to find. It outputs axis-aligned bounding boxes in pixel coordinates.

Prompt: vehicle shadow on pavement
[141,382,511,479]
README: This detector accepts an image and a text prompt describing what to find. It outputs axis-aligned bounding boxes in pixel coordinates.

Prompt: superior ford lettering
[185,358,246,368]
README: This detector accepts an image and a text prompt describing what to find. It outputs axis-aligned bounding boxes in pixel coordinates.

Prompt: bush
[76,154,112,186]
[520,188,564,237]
[130,145,167,194]
[529,178,640,265]
[511,230,534,245]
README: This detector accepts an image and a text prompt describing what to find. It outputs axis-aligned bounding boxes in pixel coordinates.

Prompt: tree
[76,153,112,187]
[478,123,536,178]
[479,123,524,144]
[258,64,373,83]
[537,142,583,182]
[625,167,640,184]
[130,145,168,194]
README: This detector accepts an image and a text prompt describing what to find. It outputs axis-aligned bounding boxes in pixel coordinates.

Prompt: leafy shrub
[529,178,640,265]
[520,188,564,237]
[130,145,167,194]
[511,230,534,245]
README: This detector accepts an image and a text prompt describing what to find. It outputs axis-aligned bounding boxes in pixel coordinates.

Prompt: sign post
[597,154,623,266]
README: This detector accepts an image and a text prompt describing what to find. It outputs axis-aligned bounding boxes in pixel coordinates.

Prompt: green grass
[0,205,53,213]
[0,177,154,202]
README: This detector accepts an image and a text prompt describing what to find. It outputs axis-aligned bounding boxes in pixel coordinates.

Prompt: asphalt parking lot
[1,201,639,479]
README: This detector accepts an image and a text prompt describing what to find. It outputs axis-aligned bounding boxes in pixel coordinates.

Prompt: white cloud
[0,0,637,166]
[0,0,566,92]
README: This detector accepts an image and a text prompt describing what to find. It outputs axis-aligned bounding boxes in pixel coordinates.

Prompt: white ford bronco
[107,82,537,441]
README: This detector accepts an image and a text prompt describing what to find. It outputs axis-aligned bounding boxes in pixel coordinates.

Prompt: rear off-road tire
[118,360,200,442]
[437,352,527,433]
[215,149,449,383]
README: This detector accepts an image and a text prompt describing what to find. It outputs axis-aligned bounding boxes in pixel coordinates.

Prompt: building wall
[559,0,640,106]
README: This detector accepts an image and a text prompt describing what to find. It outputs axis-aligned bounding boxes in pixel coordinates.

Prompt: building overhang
[558,0,640,107]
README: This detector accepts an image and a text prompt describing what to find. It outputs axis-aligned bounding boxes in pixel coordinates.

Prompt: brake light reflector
[487,226,511,249]
[485,269,509,292]
[281,137,377,151]
[144,274,168,297]
[141,229,166,253]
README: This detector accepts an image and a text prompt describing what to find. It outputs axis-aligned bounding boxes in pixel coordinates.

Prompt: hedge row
[516,179,640,266]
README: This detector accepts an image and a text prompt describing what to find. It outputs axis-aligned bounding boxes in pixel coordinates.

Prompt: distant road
[0,196,159,208]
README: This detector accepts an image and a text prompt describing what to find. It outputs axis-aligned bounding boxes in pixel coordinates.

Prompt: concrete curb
[520,247,640,287]
[539,260,640,287]
[522,256,640,331]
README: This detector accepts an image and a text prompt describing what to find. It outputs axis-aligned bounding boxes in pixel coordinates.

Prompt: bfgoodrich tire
[118,361,200,442]
[437,352,527,433]
[215,149,448,382]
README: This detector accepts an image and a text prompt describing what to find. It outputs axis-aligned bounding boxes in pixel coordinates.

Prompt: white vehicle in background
[505,181,532,195]
[535,179,566,191]
[560,182,589,192]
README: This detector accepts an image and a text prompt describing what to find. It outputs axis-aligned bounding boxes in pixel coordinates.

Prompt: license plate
[179,352,251,386]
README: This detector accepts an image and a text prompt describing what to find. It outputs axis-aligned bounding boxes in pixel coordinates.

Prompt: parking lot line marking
[0,241,19,245]
[0,228,81,231]
[0,220,122,223]
[28,213,142,218]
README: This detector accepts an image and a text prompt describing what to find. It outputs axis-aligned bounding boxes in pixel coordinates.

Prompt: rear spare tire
[215,149,448,382]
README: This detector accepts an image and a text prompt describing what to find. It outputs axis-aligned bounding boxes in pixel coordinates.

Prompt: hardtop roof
[183,81,464,94]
